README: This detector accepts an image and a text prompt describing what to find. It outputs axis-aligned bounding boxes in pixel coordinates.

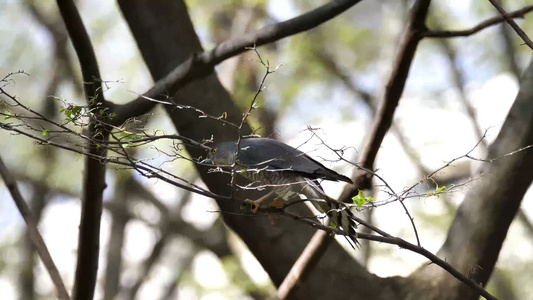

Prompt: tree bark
[117,1,399,299]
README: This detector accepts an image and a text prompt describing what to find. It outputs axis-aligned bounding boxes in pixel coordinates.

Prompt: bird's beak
[201,158,213,165]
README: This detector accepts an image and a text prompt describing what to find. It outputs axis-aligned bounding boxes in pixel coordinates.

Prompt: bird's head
[205,142,238,166]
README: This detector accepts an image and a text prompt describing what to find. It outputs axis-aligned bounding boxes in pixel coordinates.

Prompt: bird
[204,137,359,246]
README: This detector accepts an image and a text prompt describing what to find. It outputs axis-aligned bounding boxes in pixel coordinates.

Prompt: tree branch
[423,5,533,38]
[103,182,129,300]
[413,55,533,299]
[0,156,70,300]
[111,0,362,126]
[56,0,105,104]
[340,0,432,202]
[487,0,533,50]
[276,230,333,300]
[273,208,497,300]
[275,3,433,292]
[55,1,109,299]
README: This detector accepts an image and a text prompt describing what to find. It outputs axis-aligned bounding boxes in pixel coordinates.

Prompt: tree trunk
[117,0,399,299]
[409,57,533,299]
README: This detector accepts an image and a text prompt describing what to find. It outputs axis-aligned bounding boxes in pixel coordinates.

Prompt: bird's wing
[238,138,352,183]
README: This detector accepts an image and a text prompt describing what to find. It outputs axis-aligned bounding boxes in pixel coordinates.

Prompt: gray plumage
[206,137,359,247]
[208,137,352,184]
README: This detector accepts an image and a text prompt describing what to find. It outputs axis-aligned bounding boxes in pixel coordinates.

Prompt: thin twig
[486,0,533,50]
[306,127,422,244]
[272,208,497,300]
[0,121,230,201]
[423,5,533,38]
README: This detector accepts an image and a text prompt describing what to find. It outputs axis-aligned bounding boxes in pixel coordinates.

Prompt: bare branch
[423,5,533,38]
[111,0,362,126]
[270,208,497,300]
[55,0,105,104]
[0,156,70,300]
[55,2,110,298]
[340,0,432,202]
[276,230,332,300]
[487,0,533,50]
[415,52,533,299]
[103,183,129,300]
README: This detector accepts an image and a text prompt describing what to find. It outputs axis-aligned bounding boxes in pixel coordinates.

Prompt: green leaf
[3,110,16,120]
[120,132,143,142]
[54,96,67,103]
[72,105,82,115]
[427,185,447,198]
[352,190,374,208]
[42,129,51,136]
[60,104,83,122]
[330,221,337,228]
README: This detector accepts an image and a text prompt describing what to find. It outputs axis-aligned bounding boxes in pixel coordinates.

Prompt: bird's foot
[269,198,285,209]
[241,199,261,213]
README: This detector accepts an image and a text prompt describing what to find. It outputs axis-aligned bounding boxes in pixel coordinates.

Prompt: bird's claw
[241,199,260,213]
[270,198,285,209]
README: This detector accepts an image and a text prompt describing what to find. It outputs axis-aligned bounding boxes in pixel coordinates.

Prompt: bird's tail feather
[320,200,360,249]
[302,180,359,248]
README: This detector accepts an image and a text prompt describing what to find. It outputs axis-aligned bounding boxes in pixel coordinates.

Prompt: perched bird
[205,137,358,246]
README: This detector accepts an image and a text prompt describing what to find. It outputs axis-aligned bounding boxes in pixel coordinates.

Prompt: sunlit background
[1,0,533,299]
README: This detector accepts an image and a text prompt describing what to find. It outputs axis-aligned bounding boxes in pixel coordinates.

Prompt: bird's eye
[212,148,217,154]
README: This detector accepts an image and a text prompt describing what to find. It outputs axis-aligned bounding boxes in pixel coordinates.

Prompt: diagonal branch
[0,156,70,300]
[413,55,533,300]
[487,0,533,50]
[279,1,432,296]
[291,0,432,293]
[272,207,497,300]
[111,0,362,126]
[339,0,431,198]
[423,5,533,38]
[276,229,333,300]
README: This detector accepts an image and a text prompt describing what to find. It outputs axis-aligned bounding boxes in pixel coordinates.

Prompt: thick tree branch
[56,0,105,104]
[279,10,440,287]
[276,230,333,300]
[339,0,431,199]
[412,56,533,299]
[111,0,361,126]
[0,157,70,300]
[56,1,109,299]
